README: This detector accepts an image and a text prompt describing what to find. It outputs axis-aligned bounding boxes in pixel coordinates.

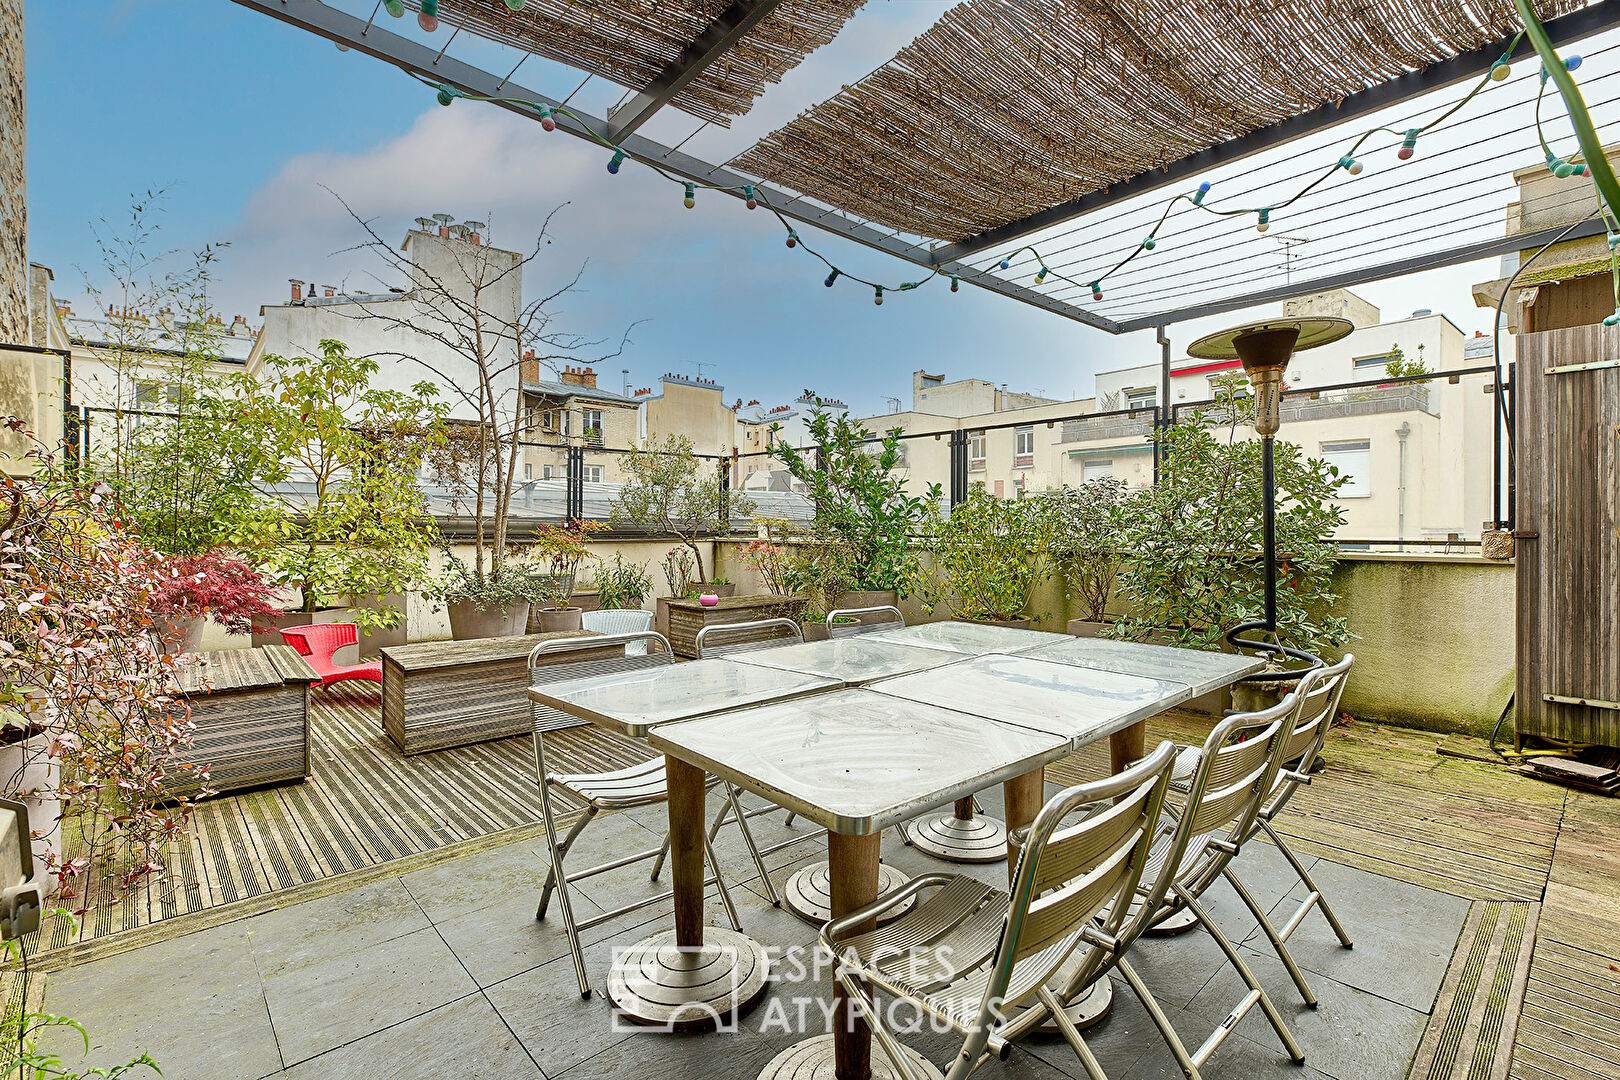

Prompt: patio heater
[1185,316,1352,679]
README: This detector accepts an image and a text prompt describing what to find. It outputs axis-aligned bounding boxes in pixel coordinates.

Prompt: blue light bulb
[607,150,626,174]
[825,269,840,287]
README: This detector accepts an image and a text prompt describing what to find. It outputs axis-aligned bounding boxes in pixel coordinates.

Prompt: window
[1082,458,1114,483]
[582,465,604,484]
[1321,439,1371,497]
[1352,354,1390,370]
[541,408,558,431]
[523,463,533,480]
[542,464,554,480]
[1014,426,1034,464]
[1125,388,1156,409]
[582,408,604,445]
[968,430,985,469]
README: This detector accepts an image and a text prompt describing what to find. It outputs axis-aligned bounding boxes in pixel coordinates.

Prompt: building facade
[519,361,640,483]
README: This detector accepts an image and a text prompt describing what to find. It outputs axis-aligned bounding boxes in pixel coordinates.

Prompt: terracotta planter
[832,590,898,614]
[533,606,584,633]
[0,731,61,868]
[447,599,532,640]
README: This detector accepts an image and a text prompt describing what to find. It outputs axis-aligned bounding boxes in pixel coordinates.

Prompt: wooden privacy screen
[1515,324,1620,748]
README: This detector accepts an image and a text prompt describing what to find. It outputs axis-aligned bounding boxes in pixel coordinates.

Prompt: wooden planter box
[169,646,320,797]
[380,630,619,755]
[665,595,807,658]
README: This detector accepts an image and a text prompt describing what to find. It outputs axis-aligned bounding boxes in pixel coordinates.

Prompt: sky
[25,1,1522,414]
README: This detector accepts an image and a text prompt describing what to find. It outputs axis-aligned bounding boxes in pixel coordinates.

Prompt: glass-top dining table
[526,622,1266,1080]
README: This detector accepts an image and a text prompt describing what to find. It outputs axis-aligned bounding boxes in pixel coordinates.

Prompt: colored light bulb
[825,269,840,287]
[419,0,438,31]
[1573,163,1589,176]
[1090,281,1102,301]
[436,86,456,106]
[1490,60,1510,82]
[683,183,695,209]
[1143,235,1156,250]
[1551,157,1574,178]
[505,0,526,9]
[607,150,626,174]
[1256,209,1270,233]
[1338,155,1363,175]
[743,185,757,209]
[384,0,405,15]
[1034,265,1048,284]
[1566,54,1583,71]
[950,275,960,293]
[534,104,556,131]
[785,229,798,248]
[1399,129,1419,161]
[336,41,351,51]
[874,286,884,306]
[999,258,1011,270]
[1193,180,1211,205]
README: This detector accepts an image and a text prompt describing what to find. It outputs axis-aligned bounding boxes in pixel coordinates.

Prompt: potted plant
[149,549,280,653]
[1,427,207,892]
[771,396,937,611]
[234,340,448,654]
[612,434,754,593]
[593,553,653,610]
[529,520,604,632]
[1047,477,1128,637]
[1109,374,1350,655]
[915,487,1052,628]
[655,546,697,639]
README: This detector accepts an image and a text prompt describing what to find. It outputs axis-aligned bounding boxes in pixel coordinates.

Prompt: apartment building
[518,361,639,483]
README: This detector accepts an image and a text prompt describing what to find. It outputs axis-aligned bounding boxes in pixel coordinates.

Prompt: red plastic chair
[278,623,383,689]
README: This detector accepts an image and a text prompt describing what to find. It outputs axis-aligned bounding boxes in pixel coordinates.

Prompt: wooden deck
[26,692,1620,1079]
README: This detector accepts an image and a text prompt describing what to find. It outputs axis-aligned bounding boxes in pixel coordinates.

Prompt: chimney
[520,351,539,384]
[323,285,337,298]
[289,279,305,303]
[230,314,250,336]
[558,364,596,387]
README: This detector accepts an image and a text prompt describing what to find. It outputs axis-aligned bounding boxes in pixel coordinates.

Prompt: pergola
[233,0,1620,338]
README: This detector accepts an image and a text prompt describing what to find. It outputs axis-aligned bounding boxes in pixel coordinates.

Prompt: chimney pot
[290,279,305,303]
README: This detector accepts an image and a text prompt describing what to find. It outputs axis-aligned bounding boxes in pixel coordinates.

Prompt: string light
[1034,264,1049,284]
[607,149,626,174]
[418,0,439,32]
[1338,155,1364,175]
[825,269,840,287]
[743,185,757,209]
[505,0,527,8]
[998,258,1011,270]
[785,229,798,248]
[683,182,696,209]
[1255,209,1271,233]
[950,275,960,292]
[436,85,458,106]
[1192,181,1210,205]
[1490,58,1511,81]
[1090,281,1103,301]
[1398,129,1419,160]
[874,286,884,306]
[384,0,404,15]
[1142,235,1157,250]
[534,103,556,131]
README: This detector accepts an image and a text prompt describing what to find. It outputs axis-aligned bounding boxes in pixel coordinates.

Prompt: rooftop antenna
[1275,235,1309,284]
[883,396,901,413]
[694,360,714,380]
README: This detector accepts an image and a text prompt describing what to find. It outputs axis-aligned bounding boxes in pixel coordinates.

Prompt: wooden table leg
[953,796,974,820]
[1110,719,1146,776]
[665,755,706,948]
[1002,767,1045,882]
[828,831,882,1080]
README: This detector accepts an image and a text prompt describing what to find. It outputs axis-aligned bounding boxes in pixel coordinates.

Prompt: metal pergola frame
[232,0,1620,334]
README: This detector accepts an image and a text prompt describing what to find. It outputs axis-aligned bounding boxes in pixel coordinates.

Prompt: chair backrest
[965,741,1177,1042]
[528,631,675,736]
[695,617,803,658]
[826,605,905,638]
[279,622,357,661]
[580,609,654,636]
[1261,653,1353,818]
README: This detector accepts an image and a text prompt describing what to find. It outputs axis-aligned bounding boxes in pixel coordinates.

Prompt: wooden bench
[170,646,320,796]
[664,595,808,658]
[380,630,620,755]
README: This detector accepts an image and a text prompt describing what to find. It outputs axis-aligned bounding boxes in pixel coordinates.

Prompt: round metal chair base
[783,861,915,925]
[1013,975,1113,1033]
[1145,906,1199,936]
[606,926,771,1031]
[758,1034,943,1080]
[905,811,1008,863]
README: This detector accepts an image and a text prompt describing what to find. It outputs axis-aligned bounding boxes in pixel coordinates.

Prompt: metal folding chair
[681,619,820,905]
[1116,689,1308,1077]
[1226,654,1356,1006]
[826,604,906,637]
[820,741,1180,1080]
[579,608,654,653]
[528,631,744,999]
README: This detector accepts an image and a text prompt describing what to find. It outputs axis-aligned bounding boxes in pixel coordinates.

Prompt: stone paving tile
[242,877,431,977]
[43,921,281,1080]
[258,924,478,1067]
[282,993,541,1080]
[1273,856,1470,1011]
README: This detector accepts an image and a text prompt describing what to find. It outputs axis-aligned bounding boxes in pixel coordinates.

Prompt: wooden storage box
[169,646,319,797]
[664,595,807,658]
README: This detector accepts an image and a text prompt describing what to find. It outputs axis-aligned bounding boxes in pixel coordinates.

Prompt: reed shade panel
[418,0,866,127]
[734,0,1581,242]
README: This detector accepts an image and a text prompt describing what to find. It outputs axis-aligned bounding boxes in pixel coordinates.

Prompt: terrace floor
[20,692,1620,1080]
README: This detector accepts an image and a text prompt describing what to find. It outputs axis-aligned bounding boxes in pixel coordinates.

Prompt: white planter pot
[0,732,61,868]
